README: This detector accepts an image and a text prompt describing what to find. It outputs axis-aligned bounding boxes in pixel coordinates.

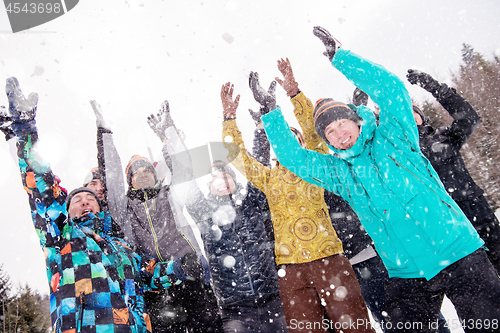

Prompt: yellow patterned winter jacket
[222,92,343,265]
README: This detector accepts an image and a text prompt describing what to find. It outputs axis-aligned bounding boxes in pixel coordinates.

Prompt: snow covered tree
[419,44,500,210]
[0,267,50,333]
[10,285,51,333]
[452,44,500,210]
[0,265,14,332]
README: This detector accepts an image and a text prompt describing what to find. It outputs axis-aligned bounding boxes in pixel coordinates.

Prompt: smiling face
[210,172,236,196]
[324,118,360,150]
[86,178,105,201]
[68,192,101,219]
[131,167,156,189]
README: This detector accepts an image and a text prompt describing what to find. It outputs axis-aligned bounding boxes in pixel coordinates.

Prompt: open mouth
[81,209,93,216]
[217,187,230,194]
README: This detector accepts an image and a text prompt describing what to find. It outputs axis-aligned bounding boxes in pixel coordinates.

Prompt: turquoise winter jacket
[261,48,483,280]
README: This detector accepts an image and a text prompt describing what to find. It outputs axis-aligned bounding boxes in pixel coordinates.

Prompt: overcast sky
[0,0,499,297]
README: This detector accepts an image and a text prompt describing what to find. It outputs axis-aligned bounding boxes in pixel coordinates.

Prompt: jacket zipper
[143,193,165,262]
[76,292,85,332]
[387,155,459,217]
[232,209,255,296]
[180,231,196,252]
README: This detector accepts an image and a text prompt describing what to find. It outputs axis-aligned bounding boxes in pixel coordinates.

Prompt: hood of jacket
[327,105,377,162]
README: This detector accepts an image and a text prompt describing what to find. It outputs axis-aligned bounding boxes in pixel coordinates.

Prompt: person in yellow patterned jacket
[220,78,375,333]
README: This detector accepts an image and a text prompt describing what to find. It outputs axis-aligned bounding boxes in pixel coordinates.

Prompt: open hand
[275,58,299,97]
[313,26,341,61]
[90,100,112,130]
[248,72,276,112]
[6,77,38,123]
[221,82,240,120]
[147,100,173,141]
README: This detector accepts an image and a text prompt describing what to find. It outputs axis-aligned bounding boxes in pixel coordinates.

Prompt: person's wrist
[288,88,300,98]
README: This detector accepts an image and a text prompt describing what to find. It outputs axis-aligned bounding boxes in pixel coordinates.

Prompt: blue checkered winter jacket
[17,132,181,333]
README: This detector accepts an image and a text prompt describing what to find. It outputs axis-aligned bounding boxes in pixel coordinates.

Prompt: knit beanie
[66,187,102,212]
[210,160,236,181]
[290,127,305,147]
[125,155,157,187]
[313,98,361,143]
[83,167,103,187]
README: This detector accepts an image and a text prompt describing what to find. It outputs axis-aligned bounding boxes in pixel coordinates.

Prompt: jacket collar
[417,124,436,137]
[126,182,164,201]
[328,105,377,162]
[72,211,112,236]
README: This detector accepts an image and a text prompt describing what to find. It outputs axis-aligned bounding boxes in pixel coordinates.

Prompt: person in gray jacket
[91,101,223,333]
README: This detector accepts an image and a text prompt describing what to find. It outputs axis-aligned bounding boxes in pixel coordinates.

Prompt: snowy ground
[440,297,465,333]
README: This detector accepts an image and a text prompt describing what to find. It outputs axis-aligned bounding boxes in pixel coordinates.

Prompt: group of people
[1,26,500,333]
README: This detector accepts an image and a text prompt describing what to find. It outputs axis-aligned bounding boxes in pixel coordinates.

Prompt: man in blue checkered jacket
[1,77,206,333]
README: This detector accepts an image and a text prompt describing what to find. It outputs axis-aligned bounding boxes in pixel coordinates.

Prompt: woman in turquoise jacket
[260,27,500,332]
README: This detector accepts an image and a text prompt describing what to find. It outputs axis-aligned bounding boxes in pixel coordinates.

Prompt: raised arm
[261,107,338,192]
[221,82,272,193]
[247,73,276,167]
[406,69,480,148]
[275,57,329,154]
[313,26,417,147]
[147,100,174,172]
[90,101,131,241]
[5,77,67,249]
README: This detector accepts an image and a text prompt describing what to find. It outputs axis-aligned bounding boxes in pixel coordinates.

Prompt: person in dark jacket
[202,161,288,333]
[406,69,500,274]
[155,103,287,332]
[3,76,205,333]
[91,101,223,333]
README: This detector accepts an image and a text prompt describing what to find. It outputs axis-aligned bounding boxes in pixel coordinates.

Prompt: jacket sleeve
[291,91,329,153]
[222,119,272,194]
[16,131,68,250]
[261,107,340,192]
[437,87,480,149]
[101,131,133,243]
[139,254,185,290]
[96,127,110,192]
[331,49,419,149]
[163,126,207,253]
[251,128,271,168]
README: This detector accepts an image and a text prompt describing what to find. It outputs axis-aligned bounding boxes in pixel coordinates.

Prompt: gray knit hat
[210,160,237,181]
[66,187,102,211]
